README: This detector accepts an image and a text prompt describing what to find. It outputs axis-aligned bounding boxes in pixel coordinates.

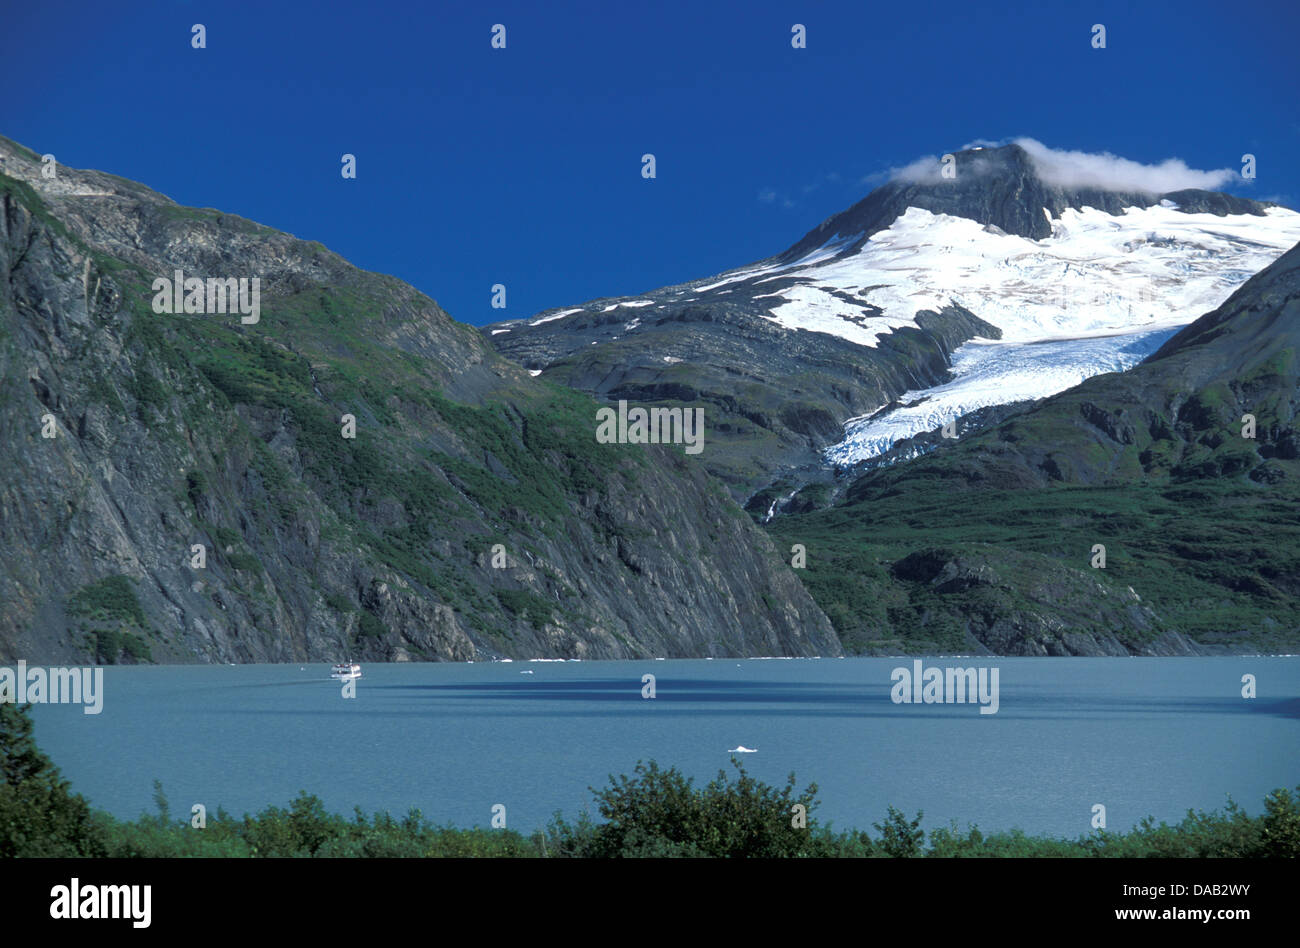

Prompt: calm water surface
[25,657,1300,838]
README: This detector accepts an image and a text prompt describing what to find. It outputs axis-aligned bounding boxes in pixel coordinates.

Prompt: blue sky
[4,0,1298,325]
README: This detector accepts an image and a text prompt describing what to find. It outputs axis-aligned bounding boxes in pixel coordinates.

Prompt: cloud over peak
[1013,138,1237,194]
[888,138,1239,194]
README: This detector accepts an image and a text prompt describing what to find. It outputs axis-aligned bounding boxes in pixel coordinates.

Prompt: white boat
[331,663,362,681]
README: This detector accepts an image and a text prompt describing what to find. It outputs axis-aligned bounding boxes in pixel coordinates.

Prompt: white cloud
[883,138,1240,194]
[890,155,947,184]
[1013,138,1236,193]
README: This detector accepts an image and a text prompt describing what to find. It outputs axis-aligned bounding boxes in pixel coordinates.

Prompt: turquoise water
[23,657,1300,838]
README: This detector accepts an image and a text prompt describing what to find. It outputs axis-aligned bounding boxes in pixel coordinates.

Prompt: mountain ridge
[779,142,1274,262]
[0,134,840,664]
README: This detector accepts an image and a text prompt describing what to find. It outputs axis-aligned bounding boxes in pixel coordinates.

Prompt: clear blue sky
[4,0,1298,325]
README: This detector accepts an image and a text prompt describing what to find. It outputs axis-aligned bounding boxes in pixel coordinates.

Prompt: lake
[23,656,1300,839]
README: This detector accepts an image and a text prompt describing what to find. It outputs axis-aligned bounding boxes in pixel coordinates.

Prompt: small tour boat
[331,662,362,681]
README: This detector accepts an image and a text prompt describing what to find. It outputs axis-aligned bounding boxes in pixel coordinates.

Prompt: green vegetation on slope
[771,476,1300,653]
[140,282,658,637]
[66,576,154,664]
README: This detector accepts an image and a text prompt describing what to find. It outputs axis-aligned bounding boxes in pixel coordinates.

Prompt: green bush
[325,592,354,613]
[873,805,925,857]
[496,588,553,630]
[0,703,106,857]
[357,610,387,638]
[549,758,824,858]
[1260,788,1300,857]
[225,552,262,573]
[87,629,152,664]
[68,575,145,627]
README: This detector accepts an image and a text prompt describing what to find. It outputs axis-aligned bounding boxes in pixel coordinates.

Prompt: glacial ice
[782,204,1300,464]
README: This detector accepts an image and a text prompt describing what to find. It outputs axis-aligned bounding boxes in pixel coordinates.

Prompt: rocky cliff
[0,135,840,664]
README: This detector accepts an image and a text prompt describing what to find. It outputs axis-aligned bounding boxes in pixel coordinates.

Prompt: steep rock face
[768,241,1300,654]
[489,283,1007,502]
[512,300,1001,496]
[0,136,840,664]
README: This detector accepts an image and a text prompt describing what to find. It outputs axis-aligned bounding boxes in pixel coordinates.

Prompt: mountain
[767,239,1300,654]
[484,143,1300,509]
[0,135,839,664]
[778,142,1269,254]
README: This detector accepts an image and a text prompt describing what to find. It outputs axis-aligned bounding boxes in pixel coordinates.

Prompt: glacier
[824,328,1178,465]
[758,203,1300,465]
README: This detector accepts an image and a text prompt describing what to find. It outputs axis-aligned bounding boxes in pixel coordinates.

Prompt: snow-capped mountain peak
[484,141,1300,480]
[801,201,1300,463]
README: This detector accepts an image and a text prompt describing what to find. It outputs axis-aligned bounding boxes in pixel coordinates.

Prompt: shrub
[0,704,106,856]
[68,575,145,627]
[357,610,387,638]
[550,758,822,858]
[1260,787,1300,857]
[873,805,925,857]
